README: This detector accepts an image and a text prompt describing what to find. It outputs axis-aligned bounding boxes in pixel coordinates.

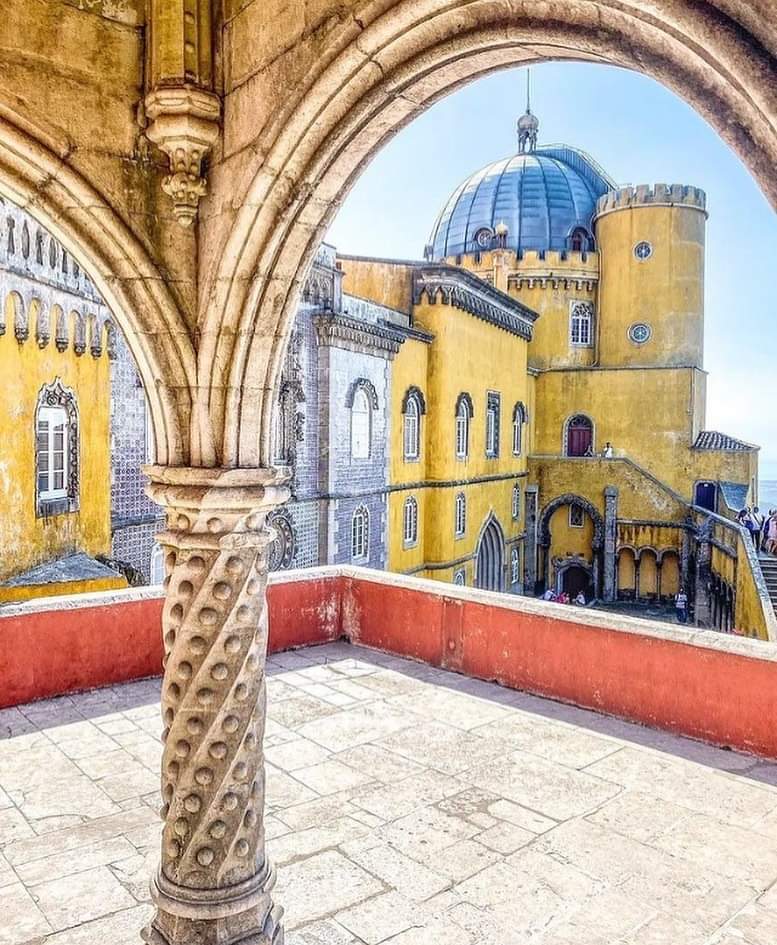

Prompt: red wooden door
[568,421,592,456]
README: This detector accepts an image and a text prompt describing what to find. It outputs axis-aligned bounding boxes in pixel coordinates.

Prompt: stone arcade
[0,2,775,943]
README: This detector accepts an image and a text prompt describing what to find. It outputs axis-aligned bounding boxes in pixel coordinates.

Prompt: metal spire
[517,68,539,153]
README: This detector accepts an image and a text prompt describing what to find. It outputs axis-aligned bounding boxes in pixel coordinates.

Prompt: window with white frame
[351,387,371,459]
[455,492,466,537]
[453,568,466,586]
[351,506,370,560]
[512,402,526,456]
[511,547,520,584]
[402,389,424,461]
[37,405,68,500]
[569,504,585,528]
[512,483,521,520]
[455,395,472,459]
[403,496,418,546]
[35,378,78,516]
[486,392,500,457]
[149,544,165,585]
[570,301,594,347]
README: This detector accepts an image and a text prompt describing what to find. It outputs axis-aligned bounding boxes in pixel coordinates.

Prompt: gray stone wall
[267,246,393,572]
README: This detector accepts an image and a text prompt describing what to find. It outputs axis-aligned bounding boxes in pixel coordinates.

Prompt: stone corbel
[144,87,221,228]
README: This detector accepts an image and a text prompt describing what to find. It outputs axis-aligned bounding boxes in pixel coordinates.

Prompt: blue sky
[327,62,777,478]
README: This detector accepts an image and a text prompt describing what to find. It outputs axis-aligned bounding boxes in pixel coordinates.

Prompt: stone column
[693,520,713,628]
[142,466,288,945]
[523,485,539,594]
[602,486,619,603]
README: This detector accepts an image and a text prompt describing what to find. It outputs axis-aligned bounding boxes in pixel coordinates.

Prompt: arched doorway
[476,515,505,592]
[565,415,594,457]
[560,564,592,599]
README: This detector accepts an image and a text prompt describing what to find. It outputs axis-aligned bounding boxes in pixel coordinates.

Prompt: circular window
[629,322,652,345]
[634,240,653,261]
[474,227,494,249]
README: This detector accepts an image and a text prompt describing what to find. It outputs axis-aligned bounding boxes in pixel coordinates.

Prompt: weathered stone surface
[4,642,777,945]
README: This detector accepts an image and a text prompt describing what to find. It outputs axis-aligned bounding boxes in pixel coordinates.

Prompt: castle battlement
[595,184,707,216]
[516,249,599,270]
[444,248,599,272]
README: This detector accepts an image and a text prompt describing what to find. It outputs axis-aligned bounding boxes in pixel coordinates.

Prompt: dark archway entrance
[562,565,591,599]
[476,515,504,592]
[566,415,593,457]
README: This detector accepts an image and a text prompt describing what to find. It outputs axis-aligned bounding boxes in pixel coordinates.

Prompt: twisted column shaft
[142,466,288,945]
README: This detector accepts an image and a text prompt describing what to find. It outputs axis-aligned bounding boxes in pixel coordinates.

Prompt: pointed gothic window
[351,506,370,561]
[351,388,371,459]
[403,496,418,547]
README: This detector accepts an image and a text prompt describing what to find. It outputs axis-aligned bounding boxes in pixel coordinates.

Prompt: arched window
[149,544,165,585]
[512,402,526,456]
[570,227,593,252]
[273,385,293,464]
[402,387,425,461]
[570,301,594,347]
[403,496,418,546]
[351,388,371,459]
[486,392,501,457]
[511,548,520,584]
[351,506,370,561]
[453,569,466,586]
[565,415,594,457]
[35,378,79,516]
[512,483,521,520]
[455,393,473,459]
[455,492,466,537]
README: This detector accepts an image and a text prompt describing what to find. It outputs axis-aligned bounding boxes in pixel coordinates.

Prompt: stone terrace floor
[2,643,777,945]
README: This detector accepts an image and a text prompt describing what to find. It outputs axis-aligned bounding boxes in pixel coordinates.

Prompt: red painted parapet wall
[0,573,343,709]
[343,570,777,759]
[2,566,776,760]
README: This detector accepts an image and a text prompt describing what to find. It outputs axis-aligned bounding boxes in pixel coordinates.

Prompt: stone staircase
[758,554,777,613]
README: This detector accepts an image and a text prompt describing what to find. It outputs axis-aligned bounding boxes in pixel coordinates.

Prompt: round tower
[594,184,707,369]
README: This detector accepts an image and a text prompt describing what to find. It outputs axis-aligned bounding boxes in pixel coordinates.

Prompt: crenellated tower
[594,184,707,371]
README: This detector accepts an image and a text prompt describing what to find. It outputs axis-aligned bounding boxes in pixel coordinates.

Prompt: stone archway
[539,493,606,598]
[201,0,777,469]
[0,111,195,466]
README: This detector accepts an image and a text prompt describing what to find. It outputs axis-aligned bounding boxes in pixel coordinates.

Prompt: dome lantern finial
[517,68,539,154]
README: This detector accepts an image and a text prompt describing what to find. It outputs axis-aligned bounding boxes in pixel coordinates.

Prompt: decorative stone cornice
[413,265,538,341]
[313,313,406,359]
[144,88,221,228]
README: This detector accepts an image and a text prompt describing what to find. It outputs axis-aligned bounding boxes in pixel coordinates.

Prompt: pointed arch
[0,111,195,464]
[201,2,777,467]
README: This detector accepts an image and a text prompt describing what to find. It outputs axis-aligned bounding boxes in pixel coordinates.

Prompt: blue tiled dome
[427,146,615,259]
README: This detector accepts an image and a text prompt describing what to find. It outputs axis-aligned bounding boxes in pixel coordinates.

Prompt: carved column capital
[142,465,288,945]
[144,88,221,228]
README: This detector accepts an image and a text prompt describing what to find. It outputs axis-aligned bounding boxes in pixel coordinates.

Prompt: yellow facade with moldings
[0,331,123,599]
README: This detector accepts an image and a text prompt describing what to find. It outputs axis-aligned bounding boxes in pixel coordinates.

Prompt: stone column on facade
[142,466,289,945]
[693,519,713,628]
[523,485,539,594]
[602,486,619,603]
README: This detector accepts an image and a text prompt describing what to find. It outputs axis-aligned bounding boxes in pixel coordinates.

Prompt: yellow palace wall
[0,334,114,585]
[388,292,530,583]
[533,367,705,498]
[595,201,705,370]
[452,249,600,372]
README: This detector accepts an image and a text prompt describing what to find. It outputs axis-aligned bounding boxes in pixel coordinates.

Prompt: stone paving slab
[2,643,777,944]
